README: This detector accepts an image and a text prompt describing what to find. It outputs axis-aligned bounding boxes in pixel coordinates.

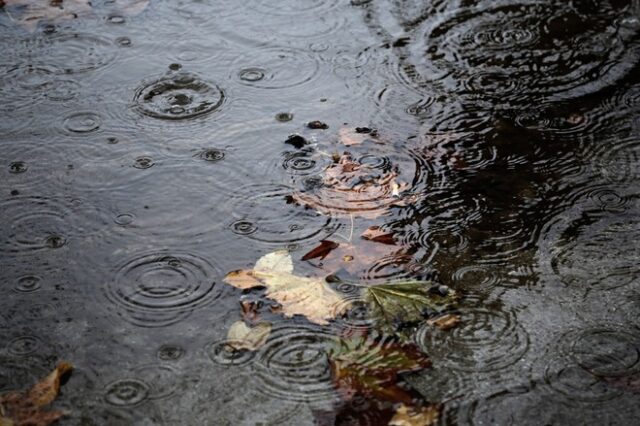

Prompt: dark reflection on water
[2,0,640,423]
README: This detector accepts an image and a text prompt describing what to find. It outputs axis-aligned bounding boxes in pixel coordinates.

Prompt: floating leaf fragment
[328,335,431,404]
[389,403,441,426]
[426,313,461,331]
[224,250,350,325]
[292,152,411,219]
[365,281,458,333]
[302,240,339,261]
[0,362,73,426]
[225,321,272,351]
[361,226,396,245]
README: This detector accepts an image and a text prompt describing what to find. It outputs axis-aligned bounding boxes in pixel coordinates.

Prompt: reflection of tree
[353,0,640,295]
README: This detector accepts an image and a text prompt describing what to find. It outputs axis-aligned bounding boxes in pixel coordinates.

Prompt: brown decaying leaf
[292,152,411,219]
[427,313,461,331]
[328,336,431,405]
[224,250,350,325]
[0,362,73,426]
[338,127,368,146]
[389,403,441,426]
[361,226,396,245]
[301,240,339,261]
[303,239,405,277]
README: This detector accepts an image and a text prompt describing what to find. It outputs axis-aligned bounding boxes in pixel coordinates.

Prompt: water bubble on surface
[8,336,42,357]
[9,161,28,174]
[115,213,135,226]
[107,15,126,24]
[63,111,102,134]
[282,152,320,175]
[134,72,225,120]
[275,112,293,122]
[232,47,320,89]
[199,148,225,162]
[230,220,258,236]
[44,234,66,249]
[133,156,155,169]
[206,340,256,367]
[157,345,185,361]
[14,275,42,293]
[105,379,150,406]
[116,37,132,47]
[239,67,266,82]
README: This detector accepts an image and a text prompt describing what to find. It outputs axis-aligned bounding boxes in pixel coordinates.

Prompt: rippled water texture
[2,0,640,424]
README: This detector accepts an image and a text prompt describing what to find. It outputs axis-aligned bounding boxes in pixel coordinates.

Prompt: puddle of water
[2,0,640,423]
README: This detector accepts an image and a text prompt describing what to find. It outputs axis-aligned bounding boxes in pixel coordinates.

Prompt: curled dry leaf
[224,250,350,325]
[361,226,396,245]
[389,403,441,426]
[301,240,339,261]
[303,239,405,277]
[292,152,410,219]
[426,313,461,331]
[225,321,272,351]
[0,362,73,426]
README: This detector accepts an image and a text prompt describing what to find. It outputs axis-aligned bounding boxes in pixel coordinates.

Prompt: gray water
[2,0,640,424]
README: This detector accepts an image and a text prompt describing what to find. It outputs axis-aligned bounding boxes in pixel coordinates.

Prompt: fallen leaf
[224,250,350,325]
[328,335,431,404]
[302,240,339,261]
[361,226,396,245]
[389,403,441,426]
[0,362,73,426]
[292,152,411,219]
[304,239,406,277]
[225,321,272,351]
[426,313,461,331]
[365,281,458,334]
[338,127,372,146]
[239,299,261,322]
[224,269,263,289]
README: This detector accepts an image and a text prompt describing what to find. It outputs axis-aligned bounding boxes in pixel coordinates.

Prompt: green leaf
[365,281,458,334]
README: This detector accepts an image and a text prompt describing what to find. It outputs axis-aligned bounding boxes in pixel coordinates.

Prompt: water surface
[2,0,640,424]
